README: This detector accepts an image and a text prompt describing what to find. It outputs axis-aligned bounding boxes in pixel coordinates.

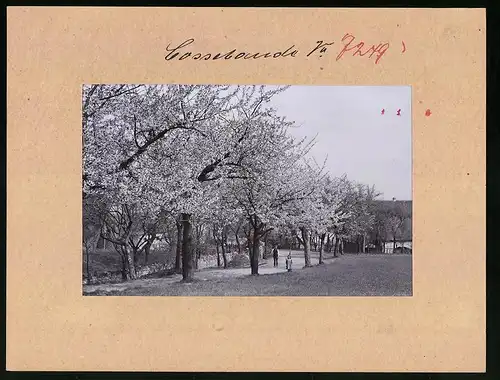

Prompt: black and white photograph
[82,84,412,296]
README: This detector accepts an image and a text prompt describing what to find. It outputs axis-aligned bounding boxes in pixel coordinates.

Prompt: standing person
[272,246,279,267]
[286,251,293,272]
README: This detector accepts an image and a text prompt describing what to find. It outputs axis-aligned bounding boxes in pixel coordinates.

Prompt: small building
[383,240,412,254]
[382,206,412,254]
[372,199,412,254]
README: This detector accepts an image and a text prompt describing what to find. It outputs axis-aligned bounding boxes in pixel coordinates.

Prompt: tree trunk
[301,228,312,267]
[376,232,383,253]
[119,245,137,280]
[250,232,260,275]
[235,231,241,254]
[144,244,150,264]
[393,237,396,254]
[263,233,269,259]
[319,233,326,264]
[84,229,101,281]
[340,239,344,255]
[223,226,229,264]
[333,235,339,257]
[194,250,200,270]
[85,247,91,282]
[175,220,183,273]
[120,254,127,280]
[362,234,366,253]
[181,213,194,282]
[220,231,228,269]
[216,243,221,267]
[193,225,201,270]
[246,227,253,253]
[132,246,139,266]
[214,229,221,267]
[127,249,137,279]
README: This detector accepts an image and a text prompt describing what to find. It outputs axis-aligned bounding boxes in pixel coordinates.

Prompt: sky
[268,86,412,201]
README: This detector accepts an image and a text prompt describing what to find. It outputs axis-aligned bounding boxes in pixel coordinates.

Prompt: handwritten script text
[164,34,393,65]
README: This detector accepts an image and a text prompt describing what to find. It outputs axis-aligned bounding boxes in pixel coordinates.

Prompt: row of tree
[82,84,409,282]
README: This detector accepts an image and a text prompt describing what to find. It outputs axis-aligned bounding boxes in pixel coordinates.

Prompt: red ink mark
[397,109,401,116]
[425,109,432,117]
[402,41,406,53]
[381,109,385,115]
[336,33,390,64]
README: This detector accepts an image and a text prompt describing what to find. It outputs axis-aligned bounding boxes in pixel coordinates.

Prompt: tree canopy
[82,84,403,282]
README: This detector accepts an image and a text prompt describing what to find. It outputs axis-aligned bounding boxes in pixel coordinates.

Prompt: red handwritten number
[402,41,406,53]
[381,109,385,115]
[397,109,401,116]
[425,109,432,117]
[336,33,390,64]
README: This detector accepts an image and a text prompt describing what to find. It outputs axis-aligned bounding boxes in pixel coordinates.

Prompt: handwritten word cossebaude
[165,38,299,61]
[164,35,391,64]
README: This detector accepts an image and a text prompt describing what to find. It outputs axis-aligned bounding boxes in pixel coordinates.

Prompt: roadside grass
[84,254,412,297]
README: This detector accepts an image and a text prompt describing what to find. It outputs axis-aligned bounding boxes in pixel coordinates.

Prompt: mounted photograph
[82,84,412,296]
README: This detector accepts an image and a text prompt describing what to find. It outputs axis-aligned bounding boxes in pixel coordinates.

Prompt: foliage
[82,84,389,279]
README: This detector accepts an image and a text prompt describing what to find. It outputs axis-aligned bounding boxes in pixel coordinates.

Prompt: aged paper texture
[7,7,485,372]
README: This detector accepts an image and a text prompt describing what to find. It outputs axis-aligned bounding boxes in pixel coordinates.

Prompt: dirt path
[83,253,412,296]
[83,249,332,295]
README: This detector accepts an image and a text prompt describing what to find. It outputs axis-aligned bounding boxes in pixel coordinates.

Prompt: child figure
[285,252,293,272]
